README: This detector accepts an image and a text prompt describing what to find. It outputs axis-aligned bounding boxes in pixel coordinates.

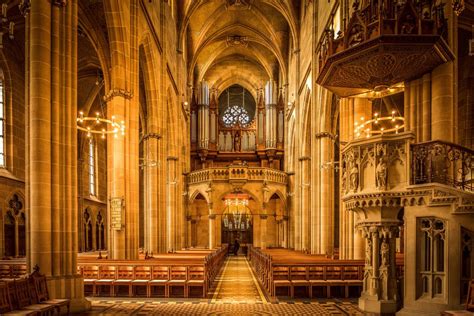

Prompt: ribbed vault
[180,0,296,92]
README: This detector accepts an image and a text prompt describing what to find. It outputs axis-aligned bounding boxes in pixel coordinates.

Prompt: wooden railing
[188,166,287,185]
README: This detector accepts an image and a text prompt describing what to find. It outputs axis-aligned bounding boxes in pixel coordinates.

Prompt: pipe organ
[191,81,285,170]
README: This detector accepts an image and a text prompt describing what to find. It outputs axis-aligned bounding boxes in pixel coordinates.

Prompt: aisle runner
[211,256,268,304]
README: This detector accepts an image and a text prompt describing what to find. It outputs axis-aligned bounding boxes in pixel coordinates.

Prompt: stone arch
[189,190,210,205]
[265,190,287,206]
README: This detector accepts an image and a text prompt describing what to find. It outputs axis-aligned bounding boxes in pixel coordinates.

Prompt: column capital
[260,214,268,220]
[167,156,179,161]
[140,133,162,142]
[208,214,216,220]
[299,156,311,161]
[103,88,134,102]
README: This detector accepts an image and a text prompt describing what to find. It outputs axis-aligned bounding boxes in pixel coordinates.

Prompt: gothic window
[418,217,446,299]
[0,73,5,167]
[96,211,105,251]
[83,209,93,251]
[219,85,255,129]
[3,194,26,257]
[88,139,96,196]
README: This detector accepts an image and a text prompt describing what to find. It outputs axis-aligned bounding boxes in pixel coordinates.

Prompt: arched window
[88,139,96,196]
[0,71,5,167]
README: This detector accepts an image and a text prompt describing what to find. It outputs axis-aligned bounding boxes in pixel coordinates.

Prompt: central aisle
[211,255,268,304]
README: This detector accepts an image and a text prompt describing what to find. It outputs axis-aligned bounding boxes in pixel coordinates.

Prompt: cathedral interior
[0,0,473,315]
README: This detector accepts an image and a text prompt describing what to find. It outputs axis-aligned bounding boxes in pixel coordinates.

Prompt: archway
[187,192,209,248]
[221,193,253,248]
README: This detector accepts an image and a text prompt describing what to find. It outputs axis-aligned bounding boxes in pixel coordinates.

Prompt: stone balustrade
[188,166,288,185]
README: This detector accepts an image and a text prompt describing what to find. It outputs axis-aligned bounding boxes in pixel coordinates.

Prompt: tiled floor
[77,256,363,315]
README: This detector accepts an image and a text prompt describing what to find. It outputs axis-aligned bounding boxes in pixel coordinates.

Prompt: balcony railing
[188,166,287,185]
[411,141,474,192]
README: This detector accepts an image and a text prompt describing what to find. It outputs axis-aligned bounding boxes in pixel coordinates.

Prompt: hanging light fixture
[77,70,126,139]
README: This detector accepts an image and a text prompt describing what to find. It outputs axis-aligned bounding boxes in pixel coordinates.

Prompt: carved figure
[350,162,359,191]
[365,238,372,266]
[380,239,389,268]
[341,168,348,194]
[234,130,241,152]
[348,24,364,47]
[376,158,387,190]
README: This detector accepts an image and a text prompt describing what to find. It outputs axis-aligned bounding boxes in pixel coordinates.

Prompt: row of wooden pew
[0,266,70,315]
[77,246,227,298]
[248,246,404,299]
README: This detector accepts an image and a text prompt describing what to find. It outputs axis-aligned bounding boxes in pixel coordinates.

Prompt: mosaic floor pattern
[77,256,363,315]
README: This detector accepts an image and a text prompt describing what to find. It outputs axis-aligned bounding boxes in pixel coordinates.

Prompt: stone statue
[380,239,389,268]
[234,130,241,152]
[365,238,372,266]
[350,162,359,192]
[341,168,347,194]
[376,158,387,190]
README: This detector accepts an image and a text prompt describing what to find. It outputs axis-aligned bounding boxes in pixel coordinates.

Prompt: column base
[359,293,398,314]
[47,274,91,313]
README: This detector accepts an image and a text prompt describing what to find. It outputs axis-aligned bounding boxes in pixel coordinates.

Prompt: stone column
[299,156,310,252]
[143,133,162,254]
[359,222,400,314]
[283,216,289,248]
[260,215,268,249]
[208,213,216,249]
[167,156,179,251]
[431,63,454,142]
[104,0,140,260]
[26,0,87,310]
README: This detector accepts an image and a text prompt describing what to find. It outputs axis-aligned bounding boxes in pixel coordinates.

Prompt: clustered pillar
[26,0,88,310]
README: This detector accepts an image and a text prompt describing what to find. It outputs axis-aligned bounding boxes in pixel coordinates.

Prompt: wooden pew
[77,245,228,298]
[248,246,404,300]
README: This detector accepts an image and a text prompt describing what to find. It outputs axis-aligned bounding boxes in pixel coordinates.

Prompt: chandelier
[354,110,405,138]
[223,194,252,230]
[0,3,14,48]
[76,70,125,139]
[77,111,125,139]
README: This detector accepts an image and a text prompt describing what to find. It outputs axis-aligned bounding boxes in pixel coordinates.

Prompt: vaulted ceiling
[180,0,299,94]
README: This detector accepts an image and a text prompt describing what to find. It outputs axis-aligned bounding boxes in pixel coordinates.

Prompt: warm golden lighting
[77,111,125,138]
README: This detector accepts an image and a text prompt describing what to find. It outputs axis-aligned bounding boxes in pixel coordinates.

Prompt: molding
[103,89,134,102]
[140,133,162,142]
[166,64,179,96]
[140,0,163,54]
[167,156,179,161]
[299,156,311,161]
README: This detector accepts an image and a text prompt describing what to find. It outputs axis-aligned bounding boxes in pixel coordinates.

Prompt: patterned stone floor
[76,256,363,315]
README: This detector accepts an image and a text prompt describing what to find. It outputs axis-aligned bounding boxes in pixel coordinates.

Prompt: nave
[82,255,362,316]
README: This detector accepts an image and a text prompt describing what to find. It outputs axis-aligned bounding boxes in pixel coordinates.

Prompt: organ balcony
[316,0,455,97]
